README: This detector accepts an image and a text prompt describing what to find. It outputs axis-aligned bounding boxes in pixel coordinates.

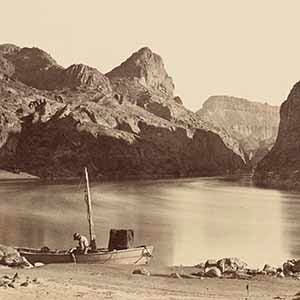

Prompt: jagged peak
[62,63,111,91]
[65,63,100,74]
[106,47,174,97]
[137,46,152,55]
[134,46,155,60]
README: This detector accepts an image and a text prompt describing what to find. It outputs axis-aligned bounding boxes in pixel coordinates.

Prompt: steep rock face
[15,101,244,180]
[197,96,280,165]
[107,47,174,98]
[62,64,112,94]
[0,44,246,179]
[107,48,245,161]
[254,81,300,189]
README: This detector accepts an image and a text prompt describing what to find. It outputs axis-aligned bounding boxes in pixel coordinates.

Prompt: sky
[1,0,300,111]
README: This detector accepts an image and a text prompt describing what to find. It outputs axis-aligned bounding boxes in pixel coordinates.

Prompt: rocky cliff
[254,81,300,189]
[197,96,280,166]
[0,45,246,180]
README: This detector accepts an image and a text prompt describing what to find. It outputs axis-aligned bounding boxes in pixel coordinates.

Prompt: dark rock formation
[0,44,246,180]
[254,81,300,189]
[197,96,280,166]
[4,47,63,90]
[1,46,112,92]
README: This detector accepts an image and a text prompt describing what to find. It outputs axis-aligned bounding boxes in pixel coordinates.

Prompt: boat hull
[17,245,154,265]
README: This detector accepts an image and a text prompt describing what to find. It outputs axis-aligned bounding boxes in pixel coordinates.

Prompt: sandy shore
[1,264,300,300]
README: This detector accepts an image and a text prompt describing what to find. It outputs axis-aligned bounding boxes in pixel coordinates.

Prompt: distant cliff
[0,44,246,180]
[254,81,300,189]
[196,96,280,166]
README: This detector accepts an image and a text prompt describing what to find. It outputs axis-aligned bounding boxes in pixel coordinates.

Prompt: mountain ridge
[0,44,246,180]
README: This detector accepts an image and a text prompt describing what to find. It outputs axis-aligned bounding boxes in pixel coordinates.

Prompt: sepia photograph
[0,1,300,299]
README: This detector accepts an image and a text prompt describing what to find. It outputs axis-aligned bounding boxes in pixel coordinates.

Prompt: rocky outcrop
[0,44,246,180]
[254,81,300,189]
[62,64,112,93]
[106,49,245,162]
[173,96,183,105]
[0,244,22,266]
[1,46,112,93]
[14,99,244,180]
[197,96,280,166]
[107,47,174,98]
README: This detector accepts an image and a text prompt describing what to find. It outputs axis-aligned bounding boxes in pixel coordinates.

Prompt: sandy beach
[1,264,300,300]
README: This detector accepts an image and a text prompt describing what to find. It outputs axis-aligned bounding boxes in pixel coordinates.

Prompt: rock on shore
[0,44,246,180]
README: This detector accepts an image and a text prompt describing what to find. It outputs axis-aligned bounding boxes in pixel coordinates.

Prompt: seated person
[72,232,90,254]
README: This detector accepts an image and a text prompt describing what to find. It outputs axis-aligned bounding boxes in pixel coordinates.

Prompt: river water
[0,174,300,267]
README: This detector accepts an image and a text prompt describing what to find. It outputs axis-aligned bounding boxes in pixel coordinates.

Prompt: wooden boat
[17,245,154,265]
[17,168,154,265]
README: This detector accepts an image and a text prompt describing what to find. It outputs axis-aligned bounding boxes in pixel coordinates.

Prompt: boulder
[217,257,247,273]
[277,271,285,278]
[0,244,21,267]
[246,269,260,276]
[205,267,222,278]
[283,261,294,274]
[263,264,277,276]
[132,268,150,276]
[205,259,218,269]
[292,260,300,273]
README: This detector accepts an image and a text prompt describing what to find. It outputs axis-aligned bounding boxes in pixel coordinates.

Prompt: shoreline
[1,263,300,300]
[0,168,251,184]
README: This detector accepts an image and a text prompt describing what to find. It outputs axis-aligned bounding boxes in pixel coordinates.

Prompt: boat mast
[84,167,97,251]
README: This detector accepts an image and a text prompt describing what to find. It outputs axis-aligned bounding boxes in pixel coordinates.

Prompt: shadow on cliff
[1,107,247,180]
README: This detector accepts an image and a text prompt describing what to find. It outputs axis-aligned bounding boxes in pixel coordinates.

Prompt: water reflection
[279,191,300,259]
[0,176,299,267]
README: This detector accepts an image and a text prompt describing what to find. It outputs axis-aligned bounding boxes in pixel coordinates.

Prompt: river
[0,174,299,267]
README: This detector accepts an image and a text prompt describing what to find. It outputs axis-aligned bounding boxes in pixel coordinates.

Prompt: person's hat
[73,232,81,240]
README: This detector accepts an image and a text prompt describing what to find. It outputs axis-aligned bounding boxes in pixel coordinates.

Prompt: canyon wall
[0,44,246,180]
[197,96,280,166]
[254,81,300,189]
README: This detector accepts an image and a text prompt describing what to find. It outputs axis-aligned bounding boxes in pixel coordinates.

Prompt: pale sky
[1,0,300,111]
